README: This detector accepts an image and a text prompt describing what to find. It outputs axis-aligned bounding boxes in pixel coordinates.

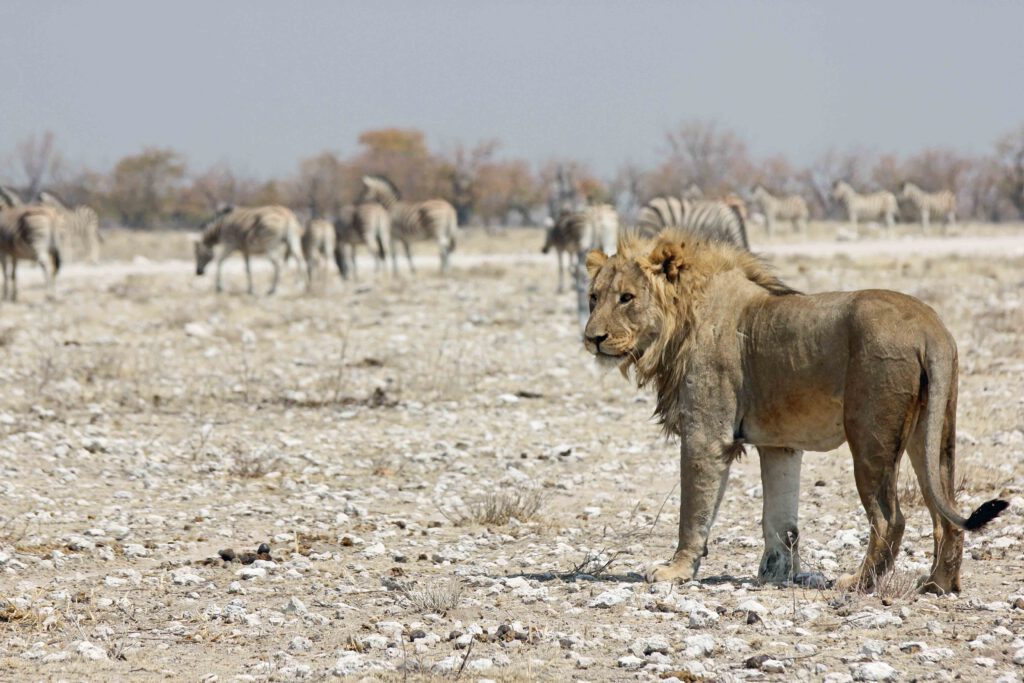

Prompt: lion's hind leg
[836,366,917,592]
[906,398,963,594]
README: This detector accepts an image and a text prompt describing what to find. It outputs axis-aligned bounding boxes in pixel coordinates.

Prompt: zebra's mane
[0,186,24,208]
[362,175,402,201]
[38,190,69,211]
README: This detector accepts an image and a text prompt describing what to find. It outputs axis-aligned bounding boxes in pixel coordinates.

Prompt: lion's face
[583,251,665,366]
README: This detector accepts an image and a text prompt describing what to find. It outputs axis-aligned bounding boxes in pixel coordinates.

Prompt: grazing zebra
[38,191,101,263]
[541,204,619,293]
[301,218,336,289]
[193,205,304,295]
[359,175,459,274]
[750,185,809,235]
[831,181,898,230]
[0,186,62,301]
[900,182,956,233]
[636,196,749,249]
[333,202,392,280]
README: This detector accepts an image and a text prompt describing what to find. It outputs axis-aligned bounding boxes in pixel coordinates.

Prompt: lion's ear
[645,241,687,282]
[585,250,608,279]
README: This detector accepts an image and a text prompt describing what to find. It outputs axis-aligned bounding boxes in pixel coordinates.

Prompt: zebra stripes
[0,186,61,301]
[900,182,956,233]
[751,185,809,235]
[193,205,304,295]
[831,181,898,230]
[542,204,619,292]
[333,202,392,280]
[301,218,336,289]
[359,175,459,274]
[636,196,749,249]
[38,191,101,263]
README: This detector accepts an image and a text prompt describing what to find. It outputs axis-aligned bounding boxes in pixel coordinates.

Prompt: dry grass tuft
[865,565,920,603]
[401,578,463,614]
[228,447,281,479]
[451,489,547,526]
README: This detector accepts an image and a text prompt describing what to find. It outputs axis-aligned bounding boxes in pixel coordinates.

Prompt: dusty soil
[1,225,1022,682]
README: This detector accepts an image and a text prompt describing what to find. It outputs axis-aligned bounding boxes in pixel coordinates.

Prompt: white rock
[617,655,645,670]
[288,636,312,651]
[852,662,898,681]
[76,641,108,661]
[682,634,716,657]
[1014,647,1024,665]
[630,635,671,657]
[238,567,266,580]
[762,659,787,674]
[737,599,767,615]
[332,652,367,676]
[361,542,386,558]
[184,322,213,338]
[123,544,149,558]
[588,586,633,608]
[688,604,719,628]
[172,569,204,586]
[283,597,307,614]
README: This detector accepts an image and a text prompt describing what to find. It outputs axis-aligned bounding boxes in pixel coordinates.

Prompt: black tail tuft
[964,499,1009,531]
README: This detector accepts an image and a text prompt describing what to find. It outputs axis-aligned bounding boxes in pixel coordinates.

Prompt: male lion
[583,229,1007,594]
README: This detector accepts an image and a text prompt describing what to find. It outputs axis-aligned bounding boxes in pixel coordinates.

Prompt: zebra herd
[193,174,460,294]
[541,179,959,292]
[0,173,962,301]
[0,186,100,301]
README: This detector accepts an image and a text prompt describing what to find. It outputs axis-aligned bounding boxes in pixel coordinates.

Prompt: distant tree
[295,151,350,218]
[108,148,186,228]
[353,128,440,200]
[441,139,501,224]
[994,124,1024,217]
[14,131,64,199]
[474,159,543,226]
[754,155,800,195]
[661,120,753,196]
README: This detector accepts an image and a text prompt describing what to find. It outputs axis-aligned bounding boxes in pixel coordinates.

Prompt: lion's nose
[587,333,608,350]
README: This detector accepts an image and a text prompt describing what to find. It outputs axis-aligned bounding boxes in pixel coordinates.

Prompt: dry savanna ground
[1,222,1023,682]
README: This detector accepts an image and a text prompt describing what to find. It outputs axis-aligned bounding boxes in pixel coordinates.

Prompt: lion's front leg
[647,436,733,583]
[757,447,802,583]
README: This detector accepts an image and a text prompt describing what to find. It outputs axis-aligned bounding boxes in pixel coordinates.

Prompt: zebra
[0,186,62,301]
[831,181,898,230]
[900,182,956,233]
[541,205,619,293]
[750,185,809,235]
[636,196,750,249]
[301,218,336,289]
[38,191,101,263]
[193,205,304,295]
[333,202,392,280]
[359,175,459,274]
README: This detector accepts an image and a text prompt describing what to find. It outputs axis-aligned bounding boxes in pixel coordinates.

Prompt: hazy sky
[3,1,1023,180]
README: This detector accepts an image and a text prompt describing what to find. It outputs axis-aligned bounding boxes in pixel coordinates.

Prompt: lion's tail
[920,346,1008,531]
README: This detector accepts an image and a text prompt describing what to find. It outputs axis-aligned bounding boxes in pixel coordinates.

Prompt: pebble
[852,662,899,681]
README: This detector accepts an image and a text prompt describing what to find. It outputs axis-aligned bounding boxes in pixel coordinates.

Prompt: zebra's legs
[37,254,55,301]
[9,258,17,302]
[214,247,234,293]
[794,217,806,233]
[242,253,256,295]
[945,212,956,234]
[350,244,358,280]
[556,250,564,293]
[1,255,8,301]
[765,214,774,237]
[403,240,415,274]
[884,211,894,230]
[390,239,400,276]
[267,254,281,296]
[921,208,930,233]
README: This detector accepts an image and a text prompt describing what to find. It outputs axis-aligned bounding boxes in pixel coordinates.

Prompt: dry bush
[400,578,463,614]
[452,489,546,526]
[898,463,987,509]
[228,447,281,479]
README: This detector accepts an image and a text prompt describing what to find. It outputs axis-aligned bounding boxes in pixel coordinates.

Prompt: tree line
[4,122,1024,229]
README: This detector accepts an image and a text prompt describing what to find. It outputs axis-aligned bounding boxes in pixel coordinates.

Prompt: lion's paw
[645,563,689,583]
[834,572,862,592]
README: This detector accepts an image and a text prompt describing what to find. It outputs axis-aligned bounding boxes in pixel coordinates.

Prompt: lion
[583,229,1008,594]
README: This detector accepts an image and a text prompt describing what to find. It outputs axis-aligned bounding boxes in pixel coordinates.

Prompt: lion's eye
[588,293,597,312]
[619,293,634,304]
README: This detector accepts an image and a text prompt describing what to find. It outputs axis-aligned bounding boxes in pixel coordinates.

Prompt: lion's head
[582,238,687,371]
